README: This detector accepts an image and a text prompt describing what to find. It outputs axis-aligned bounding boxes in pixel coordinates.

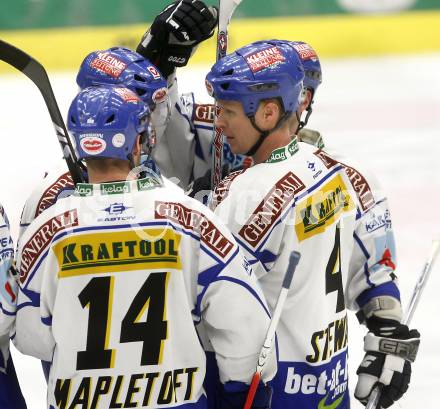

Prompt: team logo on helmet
[90,52,127,79]
[291,43,318,62]
[80,134,106,155]
[245,46,286,73]
[112,133,126,148]
[152,87,168,104]
[147,66,161,80]
[114,87,141,103]
[205,79,214,97]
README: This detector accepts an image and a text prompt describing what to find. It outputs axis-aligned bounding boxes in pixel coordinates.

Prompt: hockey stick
[210,0,243,190]
[243,251,301,409]
[0,40,84,184]
[365,239,440,409]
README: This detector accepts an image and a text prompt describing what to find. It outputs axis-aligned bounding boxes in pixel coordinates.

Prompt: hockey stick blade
[243,251,301,409]
[0,40,84,184]
[218,0,242,39]
[365,240,440,409]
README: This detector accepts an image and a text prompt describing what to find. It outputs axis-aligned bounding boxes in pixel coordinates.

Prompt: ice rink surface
[0,53,439,408]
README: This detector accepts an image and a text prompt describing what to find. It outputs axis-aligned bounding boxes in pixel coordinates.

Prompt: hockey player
[13,85,276,409]
[0,204,27,408]
[205,40,420,409]
[19,0,219,237]
[187,39,324,202]
[18,47,167,239]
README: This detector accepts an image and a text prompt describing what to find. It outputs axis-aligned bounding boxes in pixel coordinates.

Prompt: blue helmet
[287,41,322,96]
[265,40,322,130]
[264,40,322,96]
[68,85,153,162]
[206,40,305,117]
[76,47,168,109]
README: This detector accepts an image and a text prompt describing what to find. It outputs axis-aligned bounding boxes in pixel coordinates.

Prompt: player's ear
[262,100,281,126]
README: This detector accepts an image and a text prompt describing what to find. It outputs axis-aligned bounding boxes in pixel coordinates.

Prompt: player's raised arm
[136,0,217,81]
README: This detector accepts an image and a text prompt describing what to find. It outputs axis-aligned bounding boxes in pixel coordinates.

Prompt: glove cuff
[364,332,420,362]
[357,295,402,324]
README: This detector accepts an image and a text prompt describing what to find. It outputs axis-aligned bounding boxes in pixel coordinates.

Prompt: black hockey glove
[355,316,420,408]
[186,165,230,202]
[187,171,211,199]
[137,0,218,78]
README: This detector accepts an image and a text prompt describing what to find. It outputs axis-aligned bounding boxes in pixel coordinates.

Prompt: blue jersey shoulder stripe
[194,247,240,317]
[356,281,400,308]
[0,303,15,316]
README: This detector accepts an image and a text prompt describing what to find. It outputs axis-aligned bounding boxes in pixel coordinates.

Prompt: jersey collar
[74,175,163,197]
[264,137,299,164]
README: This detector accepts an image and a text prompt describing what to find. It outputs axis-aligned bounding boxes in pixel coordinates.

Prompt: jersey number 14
[76,271,169,370]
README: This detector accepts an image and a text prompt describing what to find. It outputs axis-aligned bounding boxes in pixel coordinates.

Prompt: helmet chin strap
[245,111,291,157]
[297,105,313,132]
[297,89,315,133]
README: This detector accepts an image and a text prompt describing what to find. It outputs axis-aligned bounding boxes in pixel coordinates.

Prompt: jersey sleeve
[0,206,16,340]
[187,201,276,385]
[152,77,197,189]
[344,168,399,311]
[13,210,65,361]
[18,166,74,241]
[312,149,400,311]
[152,78,253,189]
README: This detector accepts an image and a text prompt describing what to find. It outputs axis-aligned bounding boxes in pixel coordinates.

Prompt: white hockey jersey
[0,204,27,409]
[0,203,15,354]
[18,78,231,239]
[14,175,276,409]
[150,76,254,188]
[211,138,398,409]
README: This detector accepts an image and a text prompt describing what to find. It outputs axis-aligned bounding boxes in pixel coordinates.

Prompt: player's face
[216,100,260,155]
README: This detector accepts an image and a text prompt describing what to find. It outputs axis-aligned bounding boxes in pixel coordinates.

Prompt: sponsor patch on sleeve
[155,202,234,258]
[245,46,286,73]
[193,104,216,124]
[239,172,305,247]
[314,150,375,211]
[19,209,79,283]
[152,87,168,104]
[35,172,74,217]
[295,174,354,242]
